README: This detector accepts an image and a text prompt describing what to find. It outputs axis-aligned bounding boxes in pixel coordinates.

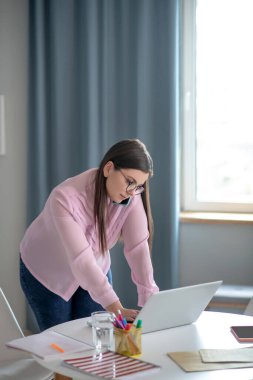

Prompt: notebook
[135,280,222,334]
[6,330,94,360]
[63,350,161,379]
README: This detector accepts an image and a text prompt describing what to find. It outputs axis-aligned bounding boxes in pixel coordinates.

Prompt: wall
[180,222,253,287]
[0,0,28,329]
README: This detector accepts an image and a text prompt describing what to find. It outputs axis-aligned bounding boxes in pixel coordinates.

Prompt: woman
[20,139,159,331]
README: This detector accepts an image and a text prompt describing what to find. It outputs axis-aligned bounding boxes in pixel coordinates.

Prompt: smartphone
[231,326,253,342]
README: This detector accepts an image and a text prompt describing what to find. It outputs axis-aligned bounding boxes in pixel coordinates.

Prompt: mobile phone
[230,326,253,342]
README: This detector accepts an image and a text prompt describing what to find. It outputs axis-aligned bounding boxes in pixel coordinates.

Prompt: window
[182,0,253,213]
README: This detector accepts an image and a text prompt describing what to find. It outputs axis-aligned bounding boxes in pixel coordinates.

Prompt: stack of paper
[6,330,94,360]
[167,347,253,372]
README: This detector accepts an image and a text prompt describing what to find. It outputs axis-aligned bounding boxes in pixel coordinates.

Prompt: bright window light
[183,0,253,211]
[196,0,253,203]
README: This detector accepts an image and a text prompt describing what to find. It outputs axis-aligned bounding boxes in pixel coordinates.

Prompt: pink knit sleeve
[121,197,159,307]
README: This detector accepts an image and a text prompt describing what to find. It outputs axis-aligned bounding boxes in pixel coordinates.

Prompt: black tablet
[231,326,253,342]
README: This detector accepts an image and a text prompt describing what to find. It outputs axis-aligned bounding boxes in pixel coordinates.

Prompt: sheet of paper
[167,351,253,372]
[200,347,253,363]
[6,330,94,360]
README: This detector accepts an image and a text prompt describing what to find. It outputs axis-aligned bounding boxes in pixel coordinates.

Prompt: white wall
[0,0,28,329]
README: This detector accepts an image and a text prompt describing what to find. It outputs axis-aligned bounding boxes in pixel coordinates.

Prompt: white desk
[35,311,253,379]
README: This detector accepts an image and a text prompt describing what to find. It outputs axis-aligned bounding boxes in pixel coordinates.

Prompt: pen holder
[114,325,142,357]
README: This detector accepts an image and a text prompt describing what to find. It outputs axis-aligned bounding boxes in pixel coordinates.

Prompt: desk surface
[35,311,253,379]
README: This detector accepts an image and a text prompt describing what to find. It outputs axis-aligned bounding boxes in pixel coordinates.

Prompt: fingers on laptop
[121,308,139,322]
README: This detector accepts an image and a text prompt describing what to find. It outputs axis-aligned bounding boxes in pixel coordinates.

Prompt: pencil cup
[114,325,142,357]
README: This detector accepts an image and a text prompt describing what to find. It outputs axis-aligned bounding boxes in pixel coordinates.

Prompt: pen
[50,343,65,353]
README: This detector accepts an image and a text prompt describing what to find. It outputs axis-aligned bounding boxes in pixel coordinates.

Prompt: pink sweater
[20,169,159,308]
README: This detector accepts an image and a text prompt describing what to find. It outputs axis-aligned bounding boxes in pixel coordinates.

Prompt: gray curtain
[28,0,181,310]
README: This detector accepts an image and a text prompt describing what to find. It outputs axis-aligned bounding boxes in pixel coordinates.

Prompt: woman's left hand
[119,307,139,322]
[106,301,139,321]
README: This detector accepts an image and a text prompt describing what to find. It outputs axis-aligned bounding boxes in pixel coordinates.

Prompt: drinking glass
[91,311,114,350]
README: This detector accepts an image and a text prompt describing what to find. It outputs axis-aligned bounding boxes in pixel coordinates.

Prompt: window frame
[181,0,253,213]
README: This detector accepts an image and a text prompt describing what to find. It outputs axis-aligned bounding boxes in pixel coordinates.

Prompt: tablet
[231,326,253,342]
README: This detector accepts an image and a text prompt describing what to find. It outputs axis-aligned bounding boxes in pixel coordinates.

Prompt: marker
[136,319,142,328]
[117,309,123,321]
[115,310,125,329]
[116,317,125,329]
[50,343,65,353]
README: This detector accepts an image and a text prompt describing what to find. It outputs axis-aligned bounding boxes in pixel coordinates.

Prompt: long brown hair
[94,139,154,254]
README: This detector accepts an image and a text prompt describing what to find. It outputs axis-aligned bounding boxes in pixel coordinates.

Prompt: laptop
[134,280,222,334]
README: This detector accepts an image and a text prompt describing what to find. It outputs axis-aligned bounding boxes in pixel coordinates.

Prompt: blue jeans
[20,257,112,331]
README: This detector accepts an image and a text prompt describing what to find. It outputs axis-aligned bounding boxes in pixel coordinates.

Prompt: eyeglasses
[119,169,145,195]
